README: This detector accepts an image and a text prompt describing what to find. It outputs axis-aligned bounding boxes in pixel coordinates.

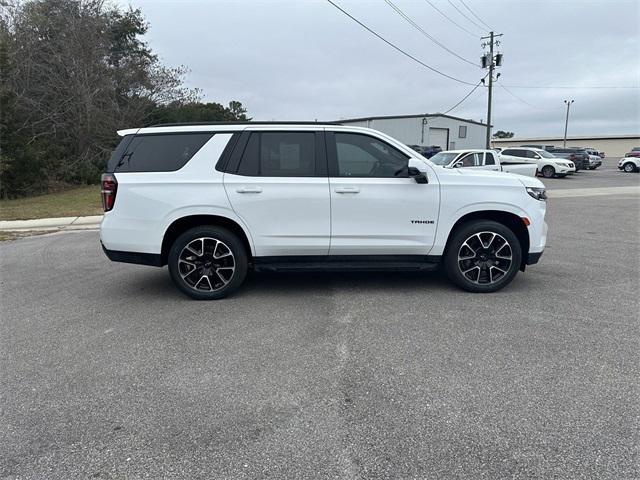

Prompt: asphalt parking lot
[1,161,638,479]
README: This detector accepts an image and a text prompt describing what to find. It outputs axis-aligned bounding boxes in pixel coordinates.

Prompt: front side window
[458,125,467,138]
[334,133,409,177]
[458,152,482,167]
[237,132,316,177]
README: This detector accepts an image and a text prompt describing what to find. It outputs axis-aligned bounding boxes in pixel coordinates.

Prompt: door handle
[334,187,360,194]
[236,186,263,194]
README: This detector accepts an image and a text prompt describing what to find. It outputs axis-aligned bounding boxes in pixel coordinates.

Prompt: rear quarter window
[107,133,213,173]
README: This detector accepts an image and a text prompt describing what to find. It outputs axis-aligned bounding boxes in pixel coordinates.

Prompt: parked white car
[429,149,537,177]
[100,123,547,299]
[500,147,576,178]
[618,157,640,173]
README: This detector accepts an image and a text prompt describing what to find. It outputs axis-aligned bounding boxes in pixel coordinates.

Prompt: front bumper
[526,251,543,265]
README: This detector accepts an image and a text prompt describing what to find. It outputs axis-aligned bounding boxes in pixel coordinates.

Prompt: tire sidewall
[168,226,248,300]
[444,220,523,293]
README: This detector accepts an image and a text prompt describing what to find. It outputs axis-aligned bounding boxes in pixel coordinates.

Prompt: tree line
[0,0,249,198]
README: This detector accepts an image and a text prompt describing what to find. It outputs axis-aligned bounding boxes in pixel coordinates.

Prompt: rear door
[223,130,330,256]
[326,131,439,255]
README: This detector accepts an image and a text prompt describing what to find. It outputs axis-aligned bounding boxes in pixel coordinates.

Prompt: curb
[0,215,103,232]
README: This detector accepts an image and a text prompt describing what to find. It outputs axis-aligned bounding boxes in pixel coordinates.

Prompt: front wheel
[168,226,248,300]
[444,220,522,293]
[623,162,637,173]
[541,165,555,178]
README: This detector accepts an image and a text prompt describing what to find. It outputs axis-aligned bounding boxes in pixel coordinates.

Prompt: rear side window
[107,133,213,172]
[485,152,495,165]
[237,132,316,177]
[503,149,525,157]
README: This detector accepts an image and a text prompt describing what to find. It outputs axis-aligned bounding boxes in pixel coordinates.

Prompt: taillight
[101,173,117,212]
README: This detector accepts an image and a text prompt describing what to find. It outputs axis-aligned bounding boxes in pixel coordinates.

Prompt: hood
[445,166,545,189]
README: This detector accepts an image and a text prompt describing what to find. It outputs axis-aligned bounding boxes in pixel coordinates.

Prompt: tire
[444,220,522,293]
[541,165,555,178]
[623,162,637,173]
[168,225,248,300]
[588,166,595,170]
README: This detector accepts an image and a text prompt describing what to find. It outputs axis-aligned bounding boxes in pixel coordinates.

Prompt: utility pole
[563,100,574,147]
[481,32,503,149]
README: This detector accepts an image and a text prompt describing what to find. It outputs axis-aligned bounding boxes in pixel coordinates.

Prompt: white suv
[500,147,576,178]
[100,123,548,299]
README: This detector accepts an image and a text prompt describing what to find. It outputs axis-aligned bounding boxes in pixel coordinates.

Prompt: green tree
[0,0,247,198]
[493,130,515,139]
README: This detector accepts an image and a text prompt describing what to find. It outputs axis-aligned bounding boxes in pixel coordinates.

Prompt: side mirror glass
[408,166,428,184]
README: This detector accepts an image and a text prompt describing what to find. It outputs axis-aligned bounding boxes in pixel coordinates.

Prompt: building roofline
[339,113,488,127]
[492,134,640,141]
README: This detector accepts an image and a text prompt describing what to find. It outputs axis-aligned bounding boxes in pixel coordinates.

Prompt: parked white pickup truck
[429,149,537,177]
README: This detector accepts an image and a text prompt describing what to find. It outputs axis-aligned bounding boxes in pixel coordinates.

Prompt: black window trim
[326,131,411,178]
[225,130,327,178]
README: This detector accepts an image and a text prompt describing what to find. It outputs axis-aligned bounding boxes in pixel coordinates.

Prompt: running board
[253,255,441,273]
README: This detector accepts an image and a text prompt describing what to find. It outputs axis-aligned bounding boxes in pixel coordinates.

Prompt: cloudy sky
[115,0,639,137]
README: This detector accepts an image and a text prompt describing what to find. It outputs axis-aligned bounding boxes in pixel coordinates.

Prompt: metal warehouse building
[339,113,487,150]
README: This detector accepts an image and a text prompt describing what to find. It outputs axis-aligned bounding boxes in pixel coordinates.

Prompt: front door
[224,130,330,256]
[326,131,439,255]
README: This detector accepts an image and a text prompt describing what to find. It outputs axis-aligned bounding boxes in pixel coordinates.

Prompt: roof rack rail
[149,121,343,127]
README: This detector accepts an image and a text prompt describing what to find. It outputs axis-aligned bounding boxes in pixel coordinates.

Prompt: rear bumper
[102,244,163,267]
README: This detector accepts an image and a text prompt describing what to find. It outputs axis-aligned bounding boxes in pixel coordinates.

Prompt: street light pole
[563,100,574,147]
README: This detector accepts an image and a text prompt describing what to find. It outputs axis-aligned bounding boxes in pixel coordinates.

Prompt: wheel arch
[161,214,254,266]
[443,210,530,270]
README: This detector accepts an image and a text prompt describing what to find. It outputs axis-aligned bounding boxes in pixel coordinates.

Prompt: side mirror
[408,166,428,184]
[453,161,464,168]
[534,155,540,159]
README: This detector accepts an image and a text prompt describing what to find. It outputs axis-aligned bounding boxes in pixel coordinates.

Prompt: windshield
[537,150,556,159]
[429,152,459,165]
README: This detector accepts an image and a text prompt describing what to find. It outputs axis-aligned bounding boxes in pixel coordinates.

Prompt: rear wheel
[541,165,555,178]
[444,220,522,293]
[168,226,248,300]
[623,162,637,173]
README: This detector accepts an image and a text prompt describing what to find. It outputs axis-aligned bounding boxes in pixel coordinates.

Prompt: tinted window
[485,152,495,165]
[106,135,134,172]
[525,150,539,158]
[334,133,409,177]
[237,132,315,177]
[503,149,525,157]
[108,133,213,172]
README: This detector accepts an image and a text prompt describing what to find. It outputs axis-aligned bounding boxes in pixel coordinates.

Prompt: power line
[443,76,487,114]
[423,0,478,38]
[498,83,563,111]
[326,0,478,86]
[501,83,639,89]
[446,0,486,32]
[383,0,477,66]
[459,0,494,31]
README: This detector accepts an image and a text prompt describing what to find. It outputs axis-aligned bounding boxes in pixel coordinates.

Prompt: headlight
[526,187,547,201]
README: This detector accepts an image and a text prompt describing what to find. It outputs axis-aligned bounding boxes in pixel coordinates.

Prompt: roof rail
[149,121,342,127]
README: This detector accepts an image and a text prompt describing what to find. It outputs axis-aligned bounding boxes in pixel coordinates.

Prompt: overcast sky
[115,0,639,137]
